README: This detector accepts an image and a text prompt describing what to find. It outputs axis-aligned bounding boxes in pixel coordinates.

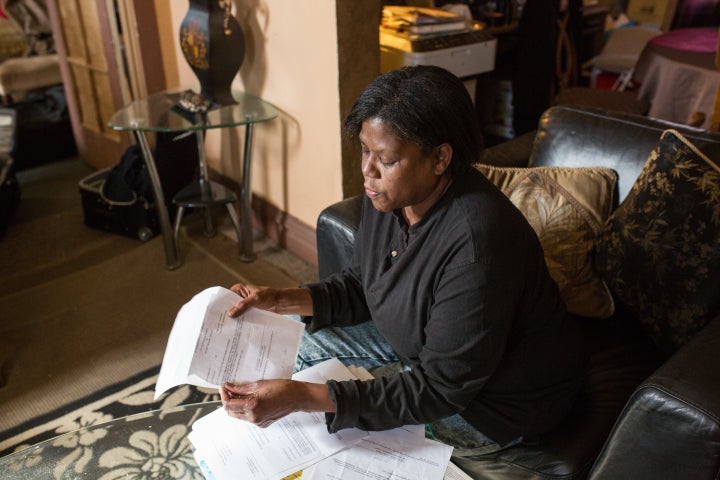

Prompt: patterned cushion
[594,129,720,354]
[476,164,617,319]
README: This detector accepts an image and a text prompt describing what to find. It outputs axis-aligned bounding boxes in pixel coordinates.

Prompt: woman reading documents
[221,65,585,472]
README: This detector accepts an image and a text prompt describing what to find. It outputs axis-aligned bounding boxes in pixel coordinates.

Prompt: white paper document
[189,359,368,480]
[154,286,305,399]
[301,427,453,480]
[444,461,474,480]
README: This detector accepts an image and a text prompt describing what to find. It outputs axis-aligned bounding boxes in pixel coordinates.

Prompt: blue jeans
[292,317,517,455]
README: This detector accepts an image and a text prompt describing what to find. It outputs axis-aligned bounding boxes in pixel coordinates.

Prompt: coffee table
[0,402,221,479]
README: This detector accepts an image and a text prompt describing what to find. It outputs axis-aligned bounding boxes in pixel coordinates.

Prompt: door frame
[46,0,167,167]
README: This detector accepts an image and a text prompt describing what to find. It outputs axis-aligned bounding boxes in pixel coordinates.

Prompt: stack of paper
[189,359,367,479]
[156,287,469,480]
[189,359,456,480]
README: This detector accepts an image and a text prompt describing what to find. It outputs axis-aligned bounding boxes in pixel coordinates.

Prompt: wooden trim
[131,0,167,95]
[46,0,85,158]
[252,195,319,268]
[95,0,125,115]
[336,0,381,198]
[212,172,318,267]
[151,1,180,88]
[116,0,145,101]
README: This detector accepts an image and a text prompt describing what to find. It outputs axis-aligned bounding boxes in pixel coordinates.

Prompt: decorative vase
[179,0,245,106]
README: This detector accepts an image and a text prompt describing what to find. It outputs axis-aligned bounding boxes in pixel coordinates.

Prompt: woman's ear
[434,143,452,175]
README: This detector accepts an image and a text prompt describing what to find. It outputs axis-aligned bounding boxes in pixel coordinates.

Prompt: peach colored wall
[163,1,344,229]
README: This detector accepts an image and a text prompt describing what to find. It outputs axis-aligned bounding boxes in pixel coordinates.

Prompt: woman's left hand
[220,379,335,427]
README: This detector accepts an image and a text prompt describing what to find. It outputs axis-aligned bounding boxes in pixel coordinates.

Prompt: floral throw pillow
[594,129,720,355]
[476,164,617,319]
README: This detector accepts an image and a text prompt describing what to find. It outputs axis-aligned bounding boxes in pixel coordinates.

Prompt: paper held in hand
[154,286,305,399]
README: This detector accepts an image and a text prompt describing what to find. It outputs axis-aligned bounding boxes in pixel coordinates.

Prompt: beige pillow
[476,164,617,319]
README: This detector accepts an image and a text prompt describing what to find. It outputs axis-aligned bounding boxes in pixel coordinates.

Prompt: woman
[221,66,585,466]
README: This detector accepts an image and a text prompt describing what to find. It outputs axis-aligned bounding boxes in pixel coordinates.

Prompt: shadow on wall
[236,0,269,94]
[223,0,302,218]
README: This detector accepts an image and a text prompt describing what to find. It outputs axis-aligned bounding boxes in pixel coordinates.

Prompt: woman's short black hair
[343,65,482,175]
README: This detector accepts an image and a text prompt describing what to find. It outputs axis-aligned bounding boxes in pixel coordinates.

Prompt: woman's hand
[220,379,335,427]
[228,284,313,318]
[228,284,280,317]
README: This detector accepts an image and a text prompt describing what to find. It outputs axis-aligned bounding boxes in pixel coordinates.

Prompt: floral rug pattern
[0,368,221,479]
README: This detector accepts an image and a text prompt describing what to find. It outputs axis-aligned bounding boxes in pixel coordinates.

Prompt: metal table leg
[133,130,182,270]
[194,129,216,237]
[240,118,256,262]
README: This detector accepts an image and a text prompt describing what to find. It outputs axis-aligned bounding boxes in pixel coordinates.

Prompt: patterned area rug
[0,367,220,460]
[0,158,317,477]
[0,373,309,480]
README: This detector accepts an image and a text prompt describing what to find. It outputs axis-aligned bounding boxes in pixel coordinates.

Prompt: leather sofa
[314,105,720,479]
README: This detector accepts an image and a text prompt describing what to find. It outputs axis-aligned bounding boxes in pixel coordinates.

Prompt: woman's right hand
[228,284,313,318]
[228,284,280,317]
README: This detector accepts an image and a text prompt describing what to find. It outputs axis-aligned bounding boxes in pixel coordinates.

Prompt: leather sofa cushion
[316,195,362,280]
[589,314,720,479]
[452,315,659,479]
[530,105,720,205]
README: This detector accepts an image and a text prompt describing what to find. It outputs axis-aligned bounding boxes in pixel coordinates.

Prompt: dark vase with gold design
[179,0,245,106]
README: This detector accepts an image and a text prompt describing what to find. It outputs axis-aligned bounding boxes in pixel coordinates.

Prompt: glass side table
[0,402,221,479]
[109,88,279,269]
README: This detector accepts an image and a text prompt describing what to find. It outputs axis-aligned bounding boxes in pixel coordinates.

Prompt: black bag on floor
[81,131,198,241]
[101,145,150,204]
[81,164,158,242]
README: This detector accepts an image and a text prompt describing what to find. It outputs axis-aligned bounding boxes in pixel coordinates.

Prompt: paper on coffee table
[189,358,368,480]
[301,427,454,480]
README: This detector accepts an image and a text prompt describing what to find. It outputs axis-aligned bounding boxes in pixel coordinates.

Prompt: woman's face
[360,117,450,225]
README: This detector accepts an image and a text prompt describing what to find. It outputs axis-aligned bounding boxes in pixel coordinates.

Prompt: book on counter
[382,5,469,36]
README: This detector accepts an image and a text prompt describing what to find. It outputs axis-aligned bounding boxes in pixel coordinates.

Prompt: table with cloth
[634,27,719,130]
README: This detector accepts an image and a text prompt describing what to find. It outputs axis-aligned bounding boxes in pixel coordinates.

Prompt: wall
[160,0,380,263]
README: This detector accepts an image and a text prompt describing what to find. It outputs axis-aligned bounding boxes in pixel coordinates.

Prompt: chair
[586,25,662,92]
[552,26,661,116]
[0,54,61,104]
[0,0,61,105]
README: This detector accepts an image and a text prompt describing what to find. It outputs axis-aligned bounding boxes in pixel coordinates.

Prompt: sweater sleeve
[324,254,522,433]
[301,267,371,334]
[301,203,372,333]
